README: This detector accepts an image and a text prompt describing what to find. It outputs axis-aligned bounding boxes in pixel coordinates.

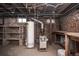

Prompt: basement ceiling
[0,3,79,18]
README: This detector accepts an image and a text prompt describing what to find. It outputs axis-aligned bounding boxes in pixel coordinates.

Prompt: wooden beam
[65,34,69,56]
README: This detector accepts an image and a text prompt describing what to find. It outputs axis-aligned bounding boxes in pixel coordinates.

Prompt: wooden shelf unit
[0,25,24,46]
[3,25,24,46]
[0,18,25,46]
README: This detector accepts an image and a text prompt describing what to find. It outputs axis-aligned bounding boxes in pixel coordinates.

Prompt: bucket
[57,49,65,56]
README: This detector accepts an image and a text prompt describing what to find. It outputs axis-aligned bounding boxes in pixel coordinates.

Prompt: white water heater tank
[27,21,34,48]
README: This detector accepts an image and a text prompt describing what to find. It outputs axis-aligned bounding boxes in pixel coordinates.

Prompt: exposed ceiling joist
[63,4,79,15]
[12,4,26,15]
[1,4,12,12]
[56,4,71,13]
[0,3,78,18]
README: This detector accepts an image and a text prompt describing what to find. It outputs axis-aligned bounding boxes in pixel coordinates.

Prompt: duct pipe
[31,18,44,29]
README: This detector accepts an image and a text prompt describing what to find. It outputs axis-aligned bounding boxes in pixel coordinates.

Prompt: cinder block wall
[60,10,79,32]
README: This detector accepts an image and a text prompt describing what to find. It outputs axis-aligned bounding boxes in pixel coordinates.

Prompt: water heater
[27,21,34,48]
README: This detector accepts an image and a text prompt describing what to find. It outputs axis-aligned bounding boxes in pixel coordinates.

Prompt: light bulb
[51,19,55,23]
[46,19,50,23]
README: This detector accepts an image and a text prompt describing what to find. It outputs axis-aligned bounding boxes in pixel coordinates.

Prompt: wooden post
[3,25,7,46]
[19,26,23,46]
[65,34,69,56]
[49,17,52,45]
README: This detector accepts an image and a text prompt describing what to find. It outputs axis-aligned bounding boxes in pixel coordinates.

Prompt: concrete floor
[0,43,62,56]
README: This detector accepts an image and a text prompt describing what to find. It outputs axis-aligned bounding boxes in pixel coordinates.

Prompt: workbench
[52,31,79,56]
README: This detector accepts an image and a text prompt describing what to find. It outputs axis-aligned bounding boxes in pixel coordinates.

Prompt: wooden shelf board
[6,38,19,40]
[53,31,79,38]
[4,25,20,27]
[5,32,21,34]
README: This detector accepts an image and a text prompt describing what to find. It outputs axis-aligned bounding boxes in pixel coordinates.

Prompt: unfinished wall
[60,10,79,32]
[0,17,59,45]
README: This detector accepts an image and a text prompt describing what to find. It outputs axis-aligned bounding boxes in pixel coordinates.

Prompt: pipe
[46,3,64,8]
[34,3,64,8]
[31,18,44,29]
